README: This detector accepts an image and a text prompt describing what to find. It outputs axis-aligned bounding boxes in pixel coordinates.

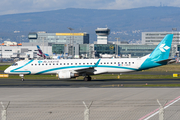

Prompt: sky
[0,0,180,15]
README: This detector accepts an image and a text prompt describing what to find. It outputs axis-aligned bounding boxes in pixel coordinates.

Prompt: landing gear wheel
[19,74,24,82]
[83,76,92,81]
[84,77,88,81]
[87,76,91,81]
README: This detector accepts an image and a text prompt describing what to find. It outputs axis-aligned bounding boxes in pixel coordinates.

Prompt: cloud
[0,0,115,15]
[0,0,179,15]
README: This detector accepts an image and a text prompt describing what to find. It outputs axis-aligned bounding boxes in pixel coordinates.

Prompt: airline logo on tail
[159,44,170,52]
[37,45,47,59]
[139,34,173,70]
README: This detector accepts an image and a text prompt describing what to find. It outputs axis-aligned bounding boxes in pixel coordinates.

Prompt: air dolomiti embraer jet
[4,34,174,81]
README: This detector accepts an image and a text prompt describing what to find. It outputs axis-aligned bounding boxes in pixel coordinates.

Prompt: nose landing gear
[19,74,24,81]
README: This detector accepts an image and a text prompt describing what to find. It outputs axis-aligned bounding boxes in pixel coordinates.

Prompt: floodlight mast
[115,37,120,57]
[68,27,74,58]
[1,38,2,62]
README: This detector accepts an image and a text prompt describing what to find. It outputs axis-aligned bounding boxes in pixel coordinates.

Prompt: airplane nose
[4,68,9,73]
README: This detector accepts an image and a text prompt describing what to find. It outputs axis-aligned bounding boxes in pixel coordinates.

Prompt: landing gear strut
[19,74,24,81]
[83,75,92,81]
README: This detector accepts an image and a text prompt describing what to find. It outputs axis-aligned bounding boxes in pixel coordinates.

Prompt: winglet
[92,59,101,68]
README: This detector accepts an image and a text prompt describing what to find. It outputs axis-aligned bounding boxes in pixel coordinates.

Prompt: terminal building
[142,32,180,45]
[51,43,157,58]
[1,29,180,59]
[28,31,89,44]
[142,31,180,57]
[0,45,52,59]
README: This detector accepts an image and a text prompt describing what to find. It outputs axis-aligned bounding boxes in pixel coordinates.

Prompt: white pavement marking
[139,96,180,120]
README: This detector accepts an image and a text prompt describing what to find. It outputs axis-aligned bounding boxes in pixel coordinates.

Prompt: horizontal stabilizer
[155,58,174,64]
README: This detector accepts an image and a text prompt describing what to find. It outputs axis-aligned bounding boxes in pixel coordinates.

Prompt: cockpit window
[12,63,18,66]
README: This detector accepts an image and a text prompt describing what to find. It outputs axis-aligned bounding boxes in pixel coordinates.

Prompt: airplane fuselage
[5,58,143,75]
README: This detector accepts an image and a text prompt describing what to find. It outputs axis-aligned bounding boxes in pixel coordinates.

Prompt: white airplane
[4,34,174,81]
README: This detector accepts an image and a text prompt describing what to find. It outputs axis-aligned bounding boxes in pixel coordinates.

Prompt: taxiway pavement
[0,88,180,119]
[0,78,180,87]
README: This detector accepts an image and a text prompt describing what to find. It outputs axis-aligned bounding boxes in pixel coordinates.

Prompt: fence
[1,100,180,120]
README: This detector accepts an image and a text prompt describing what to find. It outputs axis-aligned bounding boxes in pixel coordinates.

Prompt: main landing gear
[83,75,92,81]
[19,74,24,81]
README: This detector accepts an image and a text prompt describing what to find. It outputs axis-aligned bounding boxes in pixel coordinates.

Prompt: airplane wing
[74,59,101,74]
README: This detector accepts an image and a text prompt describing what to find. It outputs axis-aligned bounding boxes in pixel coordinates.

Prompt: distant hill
[0,6,180,43]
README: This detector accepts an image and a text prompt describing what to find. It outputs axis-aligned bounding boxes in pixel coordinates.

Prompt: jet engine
[58,71,79,79]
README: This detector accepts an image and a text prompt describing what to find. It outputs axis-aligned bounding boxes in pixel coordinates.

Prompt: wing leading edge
[74,59,101,74]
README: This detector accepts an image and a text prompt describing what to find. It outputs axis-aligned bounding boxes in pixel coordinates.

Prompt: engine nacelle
[58,71,79,79]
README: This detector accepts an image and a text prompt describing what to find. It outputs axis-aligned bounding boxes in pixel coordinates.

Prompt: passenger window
[75,63,77,65]
[104,62,106,64]
[35,64,37,66]
[107,62,109,64]
[64,63,66,65]
[60,63,62,65]
[46,64,48,65]
[83,63,85,65]
[56,63,58,65]
[132,62,134,64]
[39,64,40,65]
[31,64,33,66]
[111,62,112,64]
[90,63,92,64]
[125,62,127,64]
[71,63,73,65]
[114,62,116,64]
[122,62,123,64]
[100,62,102,64]
[118,62,120,64]
[53,63,55,65]
[67,63,69,65]
[87,63,89,65]
[129,62,131,64]
[42,64,44,65]
[79,63,81,65]
[49,64,51,65]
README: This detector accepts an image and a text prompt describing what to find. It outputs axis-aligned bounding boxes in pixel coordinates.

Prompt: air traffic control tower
[95,28,110,44]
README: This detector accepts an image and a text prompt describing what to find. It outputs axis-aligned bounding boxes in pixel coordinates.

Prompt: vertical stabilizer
[139,34,173,70]
[149,34,173,62]
[37,45,46,59]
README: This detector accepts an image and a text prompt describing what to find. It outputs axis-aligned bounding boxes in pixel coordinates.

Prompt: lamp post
[115,37,120,57]
[68,27,74,58]
[172,28,180,61]
[1,38,2,62]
